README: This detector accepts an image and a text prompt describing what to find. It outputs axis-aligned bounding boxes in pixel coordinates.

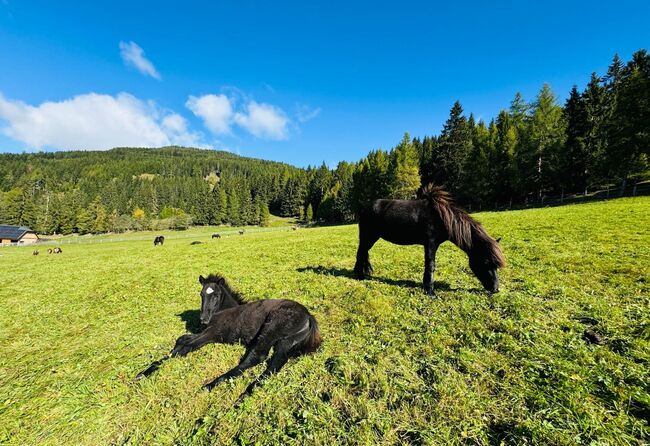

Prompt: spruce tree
[435,101,472,194]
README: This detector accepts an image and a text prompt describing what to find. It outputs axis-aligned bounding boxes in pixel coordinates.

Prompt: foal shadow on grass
[177,310,203,334]
[296,265,452,291]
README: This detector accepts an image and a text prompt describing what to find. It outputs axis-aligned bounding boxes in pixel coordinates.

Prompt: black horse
[154,235,165,246]
[212,233,221,239]
[354,184,505,296]
[136,274,321,405]
[238,230,245,235]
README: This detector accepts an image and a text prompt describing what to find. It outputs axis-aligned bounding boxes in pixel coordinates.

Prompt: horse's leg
[354,229,379,279]
[233,340,293,406]
[135,331,215,380]
[170,332,215,357]
[202,342,272,391]
[423,239,439,296]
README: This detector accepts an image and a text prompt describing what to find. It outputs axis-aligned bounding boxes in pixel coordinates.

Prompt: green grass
[1,198,648,445]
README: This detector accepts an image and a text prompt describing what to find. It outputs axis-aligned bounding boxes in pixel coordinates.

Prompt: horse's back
[361,199,430,245]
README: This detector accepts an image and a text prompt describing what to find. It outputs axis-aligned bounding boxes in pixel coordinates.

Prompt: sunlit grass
[0,198,648,445]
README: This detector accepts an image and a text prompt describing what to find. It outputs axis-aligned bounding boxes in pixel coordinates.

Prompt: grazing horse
[136,274,321,405]
[354,184,505,296]
[154,235,165,246]
[47,248,53,254]
[212,233,221,239]
[238,230,245,235]
[190,241,203,245]
[32,250,39,256]
[53,247,63,254]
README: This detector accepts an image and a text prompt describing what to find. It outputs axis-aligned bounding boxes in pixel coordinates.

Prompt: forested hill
[0,147,308,234]
[1,50,648,235]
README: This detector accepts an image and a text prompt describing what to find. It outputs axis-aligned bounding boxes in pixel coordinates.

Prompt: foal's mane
[418,184,505,268]
[204,273,246,304]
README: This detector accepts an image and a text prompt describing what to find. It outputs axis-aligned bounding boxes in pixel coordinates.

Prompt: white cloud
[0,92,202,150]
[295,104,321,123]
[234,101,289,140]
[185,94,233,135]
[186,94,291,140]
[119,41,161,80]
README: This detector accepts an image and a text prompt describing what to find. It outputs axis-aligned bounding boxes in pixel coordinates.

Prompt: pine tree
[388,132,421,199]
[607,49,650,192]
[435,101,472,194]
[306,203,313,223]
[583,73,609,188]
[562,86,589,193]
[527,84,566,198]
[259,202,270,227]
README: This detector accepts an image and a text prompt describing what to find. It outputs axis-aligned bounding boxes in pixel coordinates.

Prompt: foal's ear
[496,237,502,244]
[199,275,206,284]
[217,277,225,285]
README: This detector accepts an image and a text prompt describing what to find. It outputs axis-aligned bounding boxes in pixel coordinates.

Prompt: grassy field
[0,198,648,445]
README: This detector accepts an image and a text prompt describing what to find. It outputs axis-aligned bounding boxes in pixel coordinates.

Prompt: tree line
[0,50,647,234]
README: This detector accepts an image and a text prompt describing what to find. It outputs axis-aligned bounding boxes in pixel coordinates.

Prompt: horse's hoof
[203,383,215,392]
[134,373,145,381]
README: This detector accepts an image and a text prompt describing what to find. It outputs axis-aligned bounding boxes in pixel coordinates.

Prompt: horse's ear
[496,237,502,244]
[217,278,225,285]
[199,275,206,284]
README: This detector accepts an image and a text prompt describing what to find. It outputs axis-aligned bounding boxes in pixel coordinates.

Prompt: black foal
[136,274,321,405]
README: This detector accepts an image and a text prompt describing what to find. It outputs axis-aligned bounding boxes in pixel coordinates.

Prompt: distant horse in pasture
[154,236,165,246]
[53,247,63,254]
[32,250,39,256]
[47,248,53,254]
[136,274,321,405]
[292,226,298,231]
[354,184,505,296]
[190,241,203,245]
[239,230,245,235]
[212,234,221,239]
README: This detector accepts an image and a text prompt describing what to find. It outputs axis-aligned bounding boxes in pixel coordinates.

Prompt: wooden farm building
[0,225,39,245]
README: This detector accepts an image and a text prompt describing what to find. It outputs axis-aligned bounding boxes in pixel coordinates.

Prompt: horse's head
[198,275,226,325]
[469,237,504,293]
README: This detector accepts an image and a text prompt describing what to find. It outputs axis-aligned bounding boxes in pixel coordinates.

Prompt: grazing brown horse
[32,250,39,256]
[354,184,505,296]
[136,274,321,405]
[238,230,245,235]
[212,233,221,239]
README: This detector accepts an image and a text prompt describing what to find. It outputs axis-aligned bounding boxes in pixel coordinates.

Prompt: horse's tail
[294,314,322,355]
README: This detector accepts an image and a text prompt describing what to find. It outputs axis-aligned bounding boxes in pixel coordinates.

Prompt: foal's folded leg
[234,341,293,406]
[203,344,271,391]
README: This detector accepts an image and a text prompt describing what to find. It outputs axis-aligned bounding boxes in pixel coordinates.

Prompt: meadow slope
[0,198,648,445]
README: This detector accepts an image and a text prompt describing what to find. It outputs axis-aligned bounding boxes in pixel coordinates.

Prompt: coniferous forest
[1,50,648,235]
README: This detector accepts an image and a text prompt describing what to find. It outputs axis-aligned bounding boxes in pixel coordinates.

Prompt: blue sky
[0,1,648,167]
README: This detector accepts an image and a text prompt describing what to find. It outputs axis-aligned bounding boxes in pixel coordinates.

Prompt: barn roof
[0,224,35,240]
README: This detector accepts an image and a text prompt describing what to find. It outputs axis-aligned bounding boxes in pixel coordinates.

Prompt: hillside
[0,197,648,445]
[0,146,306,233]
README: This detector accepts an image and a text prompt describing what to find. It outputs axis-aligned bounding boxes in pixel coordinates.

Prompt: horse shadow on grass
[296,265,452,291]
[177,310,203,334]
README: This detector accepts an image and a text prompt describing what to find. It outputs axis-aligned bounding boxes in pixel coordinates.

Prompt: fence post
[633,182,637,196]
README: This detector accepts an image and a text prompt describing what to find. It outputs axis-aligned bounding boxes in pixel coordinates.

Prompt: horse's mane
[417,184,505,268]
[204,273,247,304]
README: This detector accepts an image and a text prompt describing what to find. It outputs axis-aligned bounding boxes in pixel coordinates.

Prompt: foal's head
[198,275,228,325]
[198,274,244,325]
